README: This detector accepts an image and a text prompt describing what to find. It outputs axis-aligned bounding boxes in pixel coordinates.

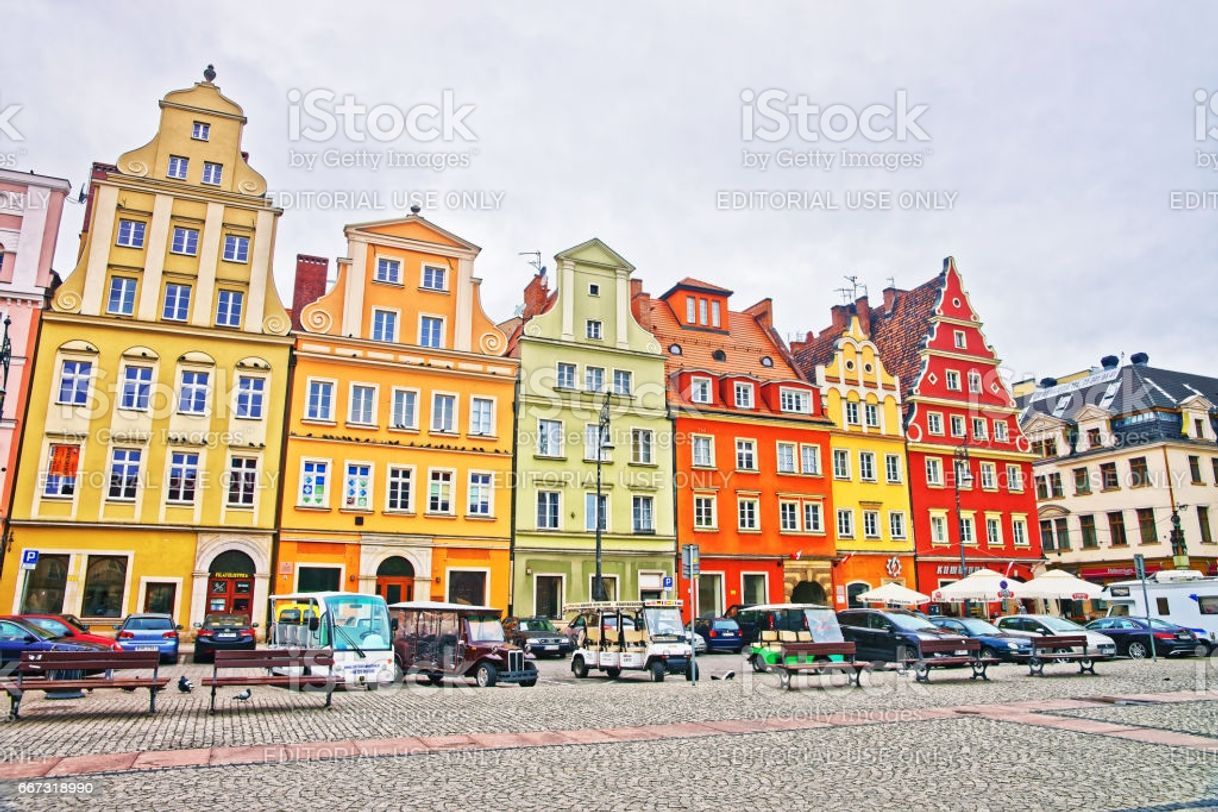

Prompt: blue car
[0,616,110,666]
[694,617,744,653]
[114,613,181,664]
[930,616,1033,661]
[1085,617,1203,658]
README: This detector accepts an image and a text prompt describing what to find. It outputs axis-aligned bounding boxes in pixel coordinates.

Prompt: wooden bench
[1014,634,1106,676]
[200,649,338,712]
[772,642,872,689]
[1,651,168,719]
[902,639,997,683]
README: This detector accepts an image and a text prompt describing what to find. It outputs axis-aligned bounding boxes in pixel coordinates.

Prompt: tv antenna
[834,274,867,304]
[519,251,545,275]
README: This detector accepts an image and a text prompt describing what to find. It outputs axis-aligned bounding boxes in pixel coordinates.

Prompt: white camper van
[1101,570,1218,653]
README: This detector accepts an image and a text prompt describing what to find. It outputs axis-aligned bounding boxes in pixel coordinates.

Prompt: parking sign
[20,550,38,570]
[662,575,674,590]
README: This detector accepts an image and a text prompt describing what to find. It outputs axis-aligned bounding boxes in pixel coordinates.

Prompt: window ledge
[534,454,567,462]
[424,512,458,519]
[388,426,420,433]
[295,504,332,512]
[301,419,337,427]
[345,422,379,430]
[465,514,496,521]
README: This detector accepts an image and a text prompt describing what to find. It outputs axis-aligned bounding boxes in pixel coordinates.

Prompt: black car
[193,613,257,662]
[837,608,969,662]
[930,616,1034,661]
[505,616,572,658]
[1085,617,1203,658]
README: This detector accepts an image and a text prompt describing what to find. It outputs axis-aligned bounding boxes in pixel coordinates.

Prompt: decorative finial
[203,64,216,83]
[410,204,421,215]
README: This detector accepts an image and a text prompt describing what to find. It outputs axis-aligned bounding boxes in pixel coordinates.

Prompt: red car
[19,613,121,650]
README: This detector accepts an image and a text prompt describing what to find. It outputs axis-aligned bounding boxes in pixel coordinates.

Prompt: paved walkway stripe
[0,689,1214,781]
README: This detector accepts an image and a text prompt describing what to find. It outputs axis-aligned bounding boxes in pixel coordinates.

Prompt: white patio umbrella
[1019,569,1103,600]
[930,568,1026,602]
[856,582,931,606]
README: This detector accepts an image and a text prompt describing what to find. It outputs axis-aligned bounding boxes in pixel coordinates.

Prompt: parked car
[994,614,1117,658]
[836,608,970,662]
[694,617,744,653]
[567,601,694,682]
[113,613,181,663]
[391,601,537,687]
[930,616,1033,661]
[19,613,120,650]
[193,613,257,662]
[1085,616,1202,658]
[684,630,708,655]
[505,616,572,658]
[0,616,111,666]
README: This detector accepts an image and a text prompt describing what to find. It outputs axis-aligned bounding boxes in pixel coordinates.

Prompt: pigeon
[234,688,252,701]
[711,671,736,681]
[177,675,194,693]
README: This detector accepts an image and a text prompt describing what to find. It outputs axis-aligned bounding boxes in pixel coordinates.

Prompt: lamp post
[592,389,613,601]
[1170,505,1190,570]
[953,442,974,617]
[0,315,12,420]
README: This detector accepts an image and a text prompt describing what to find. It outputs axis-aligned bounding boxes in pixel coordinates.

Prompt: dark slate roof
[1017,363,1218,422]
[790,324,845,376]
[869,273,946,394]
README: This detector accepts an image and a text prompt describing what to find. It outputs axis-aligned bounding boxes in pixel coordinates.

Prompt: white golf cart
[565,600,695,682]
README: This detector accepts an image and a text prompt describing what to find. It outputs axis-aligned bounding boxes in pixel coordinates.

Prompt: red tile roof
[869,272,946,394]
[661,277,735,298]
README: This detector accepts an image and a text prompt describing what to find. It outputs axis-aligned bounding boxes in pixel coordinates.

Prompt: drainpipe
[507,371,521,617]
[268,344,297,624]
[669,404,681,619]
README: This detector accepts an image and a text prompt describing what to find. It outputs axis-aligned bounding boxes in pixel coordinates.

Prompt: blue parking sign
[20,550,38,570]
[662,575,674,590]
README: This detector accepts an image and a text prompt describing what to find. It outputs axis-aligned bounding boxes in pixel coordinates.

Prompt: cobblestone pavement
[0,657,1215,810]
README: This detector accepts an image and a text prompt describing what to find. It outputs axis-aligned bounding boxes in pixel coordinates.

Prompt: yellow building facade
[278,214,515,609]
[0,69,292,628]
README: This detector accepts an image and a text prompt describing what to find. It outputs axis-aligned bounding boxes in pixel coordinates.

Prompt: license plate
[135,645,158,651]
[1177,634,1190,640]
[542,645,557,651]
[217,633,237,639]
[955,650,968,656]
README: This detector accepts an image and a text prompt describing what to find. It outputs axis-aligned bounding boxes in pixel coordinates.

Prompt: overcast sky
[4,2,1216,384]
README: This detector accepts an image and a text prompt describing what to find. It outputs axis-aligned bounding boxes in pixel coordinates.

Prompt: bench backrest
[1030,634,1087,650]
[18,650,160,675]
[778,630,798,643]
[917,638,980,654]
[760,630,778,643]
[779,641,856,658]
[214,649,335,670]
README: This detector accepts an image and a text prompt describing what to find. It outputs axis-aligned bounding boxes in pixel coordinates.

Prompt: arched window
[210,550,255,575]
[82,555,128,618]
[847,582,871,608]
[376,556,414,578]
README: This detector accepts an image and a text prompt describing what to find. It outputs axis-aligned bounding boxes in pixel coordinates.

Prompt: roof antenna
[519,250,545,276]
[886,276,896,290]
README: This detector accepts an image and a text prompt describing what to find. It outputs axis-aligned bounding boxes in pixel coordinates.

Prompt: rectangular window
[343,463,372,510]
[780,389,810,413]
[537,419,563,457]
[800,444,821,475]
[470,397,494,436]
[885,454,901,483]
[946,370,961,390]
[216,290,243,327]
[468,472,493,517]
[106,448,141,500]
[776,442,796,474]
[613,370,632,396]
[386,466,413,512]
[1054,517,1070,550]
[1212,458,1218,486]
[960,515,976,545]
[556,363,576,389]
[1107,512,1127,546]
[980,462,997,490]
[1129,457,1149,487]
[306,380,334,421]
[585,424,611,462]
[693,495,716,529]
[178,370,209,415]
[584,366,605,393]
[1101,462,1119,490]
[832,448,850,479]
[950,415,965,437]
[1007,464,1024,492]
[686,297,695,323]
[1080,515,1098,549]
[734,383,754,409]
[431,394,456,433]
[859,451,876,481]
[925,457,943,486]
[349,385,376,426]
[236,376,265,419]
[171,226,199,255]
[163,283,191,321]
[986,517,1003,546]
[106,276,137,315]
[889,511,906,539]
[972,417,987,440]
[711,300,721,327]
[631,429,653,465]
[120,365,153,411]
[116,219,146,248]
[779,501,799,532]
[167,451,199,504]
[690,377,711,404]
[1049,472,1064,498]
[845,402,861,425]
[803,502,823,533]
[736,439,757,470]
[82,555,128,619]
[692,435,714,467]
[930,514,948,544]
[865,403,880,427]
[421,265,446,291]
[391,389,417,429]
[371,309,398,342]
[994,421,1009,442]
[419,316,444,348]
[1137,508,1157,544]
[737,498,759,531]
[968,370,982,394]
[632,496,654,533]
[299,460,329,508]
[837,509,854,538]
[586,320,602,340]
[1190,455,1203,484]
[227,456,258,507]
[428,470,453,514]
[954,330,966,349]
[1199,506,1214,544]
[203,161,223,186]
[927,412,944,435]
[1036,476,1049,500]
[536,491,560,530]
[585,493,607,531]
[192,121,210,141]
[167,155,188,179]
[376,257,401,284]
[698,298,708,325]
[863,510,880,538]
[1012,517,1028,546]
[1073,467,1091,495]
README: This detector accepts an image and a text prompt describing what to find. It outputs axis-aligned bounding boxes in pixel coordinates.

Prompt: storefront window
[144,582,176,614]
[21,554,69,613]
[742,574,767,606]
[82,555,127,617]
[447,571,487,606]
[298,566,340,593]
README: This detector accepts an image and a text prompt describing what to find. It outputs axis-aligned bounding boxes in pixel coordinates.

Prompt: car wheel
[604,667,621,679]
[393,658,405,683]
[980,647,997,661]
[649,661,666,682]
[475,662,498,688]
[520,663,538,687]
[898,645,919,665]
[685,662,698,681]
[426,672,444,686]
[571,655,589,679]
[1127,640,1149,659]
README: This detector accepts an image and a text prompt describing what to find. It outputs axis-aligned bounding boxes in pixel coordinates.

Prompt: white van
[1101,571,1218,653]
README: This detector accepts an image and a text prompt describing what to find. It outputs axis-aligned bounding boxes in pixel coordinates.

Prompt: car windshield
[888,612,937,632]
[25,617,69,637]
[803,609,845,642]
[467,616,505,643]
[324,595,391,651]
[1040,616,1084,632]
[8,621,52,641]
[957,618,1002,635]
[644,608,684,637]
[712,619,739,631]
[520,619,555,632]
[203,614,249,628]
[125,617,173,631]
[1147,619,1180,631]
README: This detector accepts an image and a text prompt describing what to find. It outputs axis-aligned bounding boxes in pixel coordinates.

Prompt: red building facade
[634,278,836,621]
[870,258,1043,604]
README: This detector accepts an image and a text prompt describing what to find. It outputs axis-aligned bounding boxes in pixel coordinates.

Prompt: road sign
[662,575,674,590]
[681,544,700,579]
[1133,554,1146,580]
[19,550,38,570]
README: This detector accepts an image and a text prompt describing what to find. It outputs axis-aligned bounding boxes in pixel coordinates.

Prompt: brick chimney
[521,271,550,319]
[630,278,652,329]
[830,303,851,330]
[853,296,872,335]
[788,330,816,356]
[291,254,329,330]
[882,285,902,314]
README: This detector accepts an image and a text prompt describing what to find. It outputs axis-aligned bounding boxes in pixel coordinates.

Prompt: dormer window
[711,301,721,328]
[1087,428,1102,448]
[686,297,696,323]
[734,382,754,409]
[192,121,210,141]
[698,299,708,325]
[690,377,711,404]
[779,388,810,414]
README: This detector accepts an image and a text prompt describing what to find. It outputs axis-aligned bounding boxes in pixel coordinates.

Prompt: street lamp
[1170,505,1190,570]
[592,389,613,601]
[953,442,974,617]
[0,315,12,420]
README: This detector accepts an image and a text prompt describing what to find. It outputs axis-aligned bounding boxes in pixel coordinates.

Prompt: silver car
[995,614,1117,657]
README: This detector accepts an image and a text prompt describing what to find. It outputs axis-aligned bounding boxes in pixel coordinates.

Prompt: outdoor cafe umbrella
[1019,569,1103,601]
[930,568,1026,602]
[856,582,931,606]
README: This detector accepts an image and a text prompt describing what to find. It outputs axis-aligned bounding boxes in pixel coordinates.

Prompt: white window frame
[421,264,448,291]
[430,392,458,434]
[467,471,494,517]
[385,465,415,513]
[586,320,603,340]
[343,461,374,511]
[348,383,378,427]
[690,376,712,404]
[305,378,336,423]
[390,387,419,430]
[418,314,446,349]
[733,382,755,409]
[298,457,331,509]
[375,257,402,284]
[371,308,399,343]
